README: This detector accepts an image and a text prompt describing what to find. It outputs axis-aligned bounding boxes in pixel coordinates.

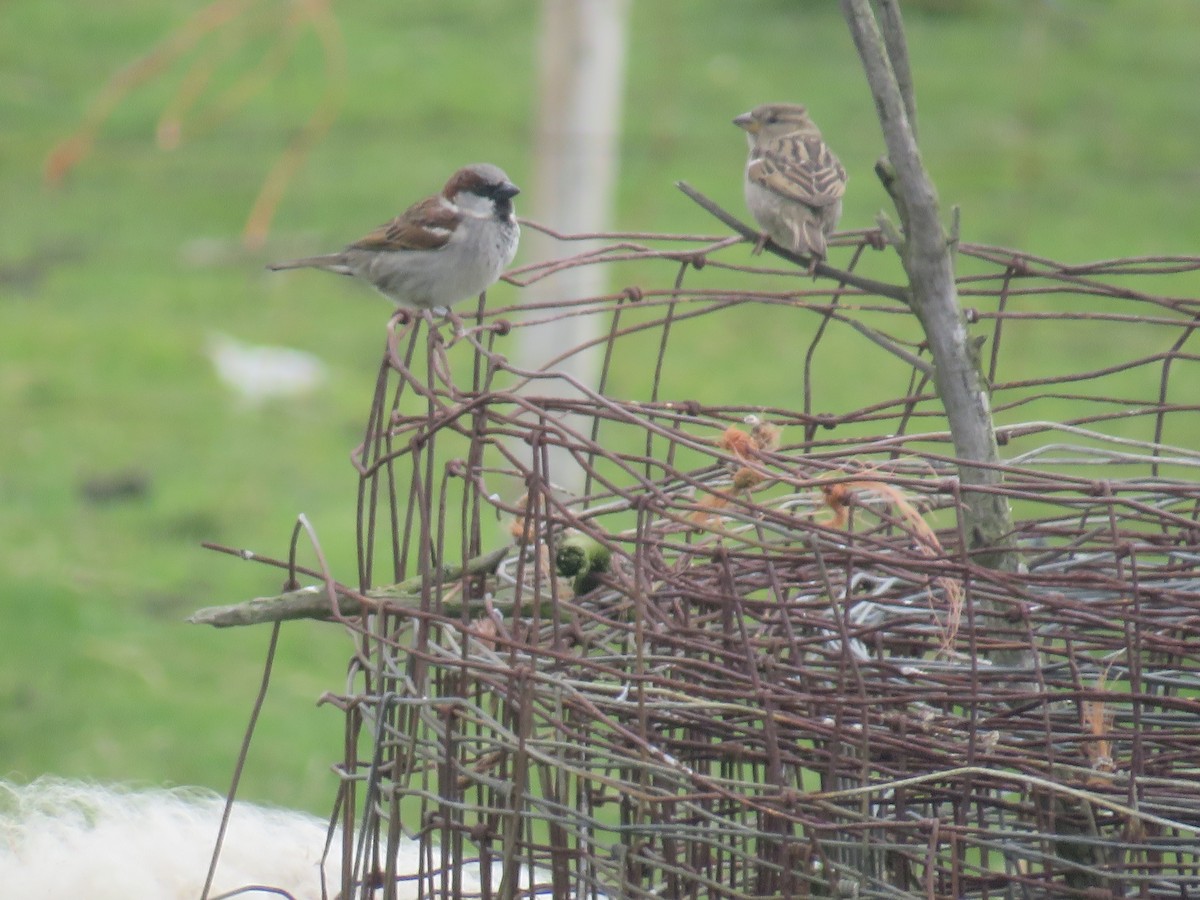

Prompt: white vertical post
[516,0,632,493]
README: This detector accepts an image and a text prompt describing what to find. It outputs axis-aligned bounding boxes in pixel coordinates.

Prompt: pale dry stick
[189,545,512,627]
[842,0,1018,574]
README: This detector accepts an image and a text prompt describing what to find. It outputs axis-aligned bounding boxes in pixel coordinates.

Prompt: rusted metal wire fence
[310,225,1200,899]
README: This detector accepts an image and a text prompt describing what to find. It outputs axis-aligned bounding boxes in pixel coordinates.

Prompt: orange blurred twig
[44,0,254,185]
[242,0,345,250]
[43,0,346,250]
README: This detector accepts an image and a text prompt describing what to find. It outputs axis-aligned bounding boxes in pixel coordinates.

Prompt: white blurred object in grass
[0,778,593,899]
[205,331,327,408]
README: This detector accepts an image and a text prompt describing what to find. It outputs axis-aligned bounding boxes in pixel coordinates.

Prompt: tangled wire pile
[236,227,1200,899]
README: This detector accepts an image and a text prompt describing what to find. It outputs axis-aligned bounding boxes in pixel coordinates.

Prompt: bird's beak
[498,182,520,200]
[732,112,756,133]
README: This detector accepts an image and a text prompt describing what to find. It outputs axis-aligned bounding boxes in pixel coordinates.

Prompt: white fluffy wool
[0,779,588,899]
[0,779,342,900]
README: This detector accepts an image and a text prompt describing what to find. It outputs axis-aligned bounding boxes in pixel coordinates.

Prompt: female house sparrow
[733,103,846,272]
[268,163,520,310]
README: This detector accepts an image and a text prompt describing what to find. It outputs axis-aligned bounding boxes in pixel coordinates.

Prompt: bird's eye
[765,114,778,124]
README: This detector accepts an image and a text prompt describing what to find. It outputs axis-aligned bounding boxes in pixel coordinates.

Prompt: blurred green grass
[1,0,1197,814]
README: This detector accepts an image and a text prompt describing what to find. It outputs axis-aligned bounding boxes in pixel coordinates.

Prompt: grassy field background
[1,0,1197,815]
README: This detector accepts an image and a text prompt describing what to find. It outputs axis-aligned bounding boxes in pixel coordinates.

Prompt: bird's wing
[348,196,458,252]
[748,134,847,209]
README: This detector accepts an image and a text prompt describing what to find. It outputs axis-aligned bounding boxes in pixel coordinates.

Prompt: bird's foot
[439,307,468,343]
[751,232,770,256]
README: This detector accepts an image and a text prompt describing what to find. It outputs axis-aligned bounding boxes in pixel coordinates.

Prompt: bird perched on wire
[267,163,520,312]
[733,103,846,273]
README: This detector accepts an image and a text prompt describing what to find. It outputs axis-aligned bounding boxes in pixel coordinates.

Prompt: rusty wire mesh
[306,224,1200,899]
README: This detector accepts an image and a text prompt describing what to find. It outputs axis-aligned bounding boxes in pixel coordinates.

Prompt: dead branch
[840,0,1017,573]
[188,545,512,627]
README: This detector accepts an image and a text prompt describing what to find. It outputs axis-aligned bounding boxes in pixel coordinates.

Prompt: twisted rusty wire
[287,222,1200,898]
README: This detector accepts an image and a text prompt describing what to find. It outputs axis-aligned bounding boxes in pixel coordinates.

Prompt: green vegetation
[0,0,1196,814]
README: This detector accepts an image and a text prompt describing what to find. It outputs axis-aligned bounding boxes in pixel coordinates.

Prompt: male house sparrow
[733,103,846,272]
[268,163,520,311]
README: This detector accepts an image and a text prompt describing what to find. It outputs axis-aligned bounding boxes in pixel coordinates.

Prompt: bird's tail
[800,220,828,262]
[265,254,353,276]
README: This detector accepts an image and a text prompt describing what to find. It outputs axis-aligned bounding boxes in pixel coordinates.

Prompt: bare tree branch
[840,0,1016,572]
[188,545,513,627]
[875,0,917,139]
